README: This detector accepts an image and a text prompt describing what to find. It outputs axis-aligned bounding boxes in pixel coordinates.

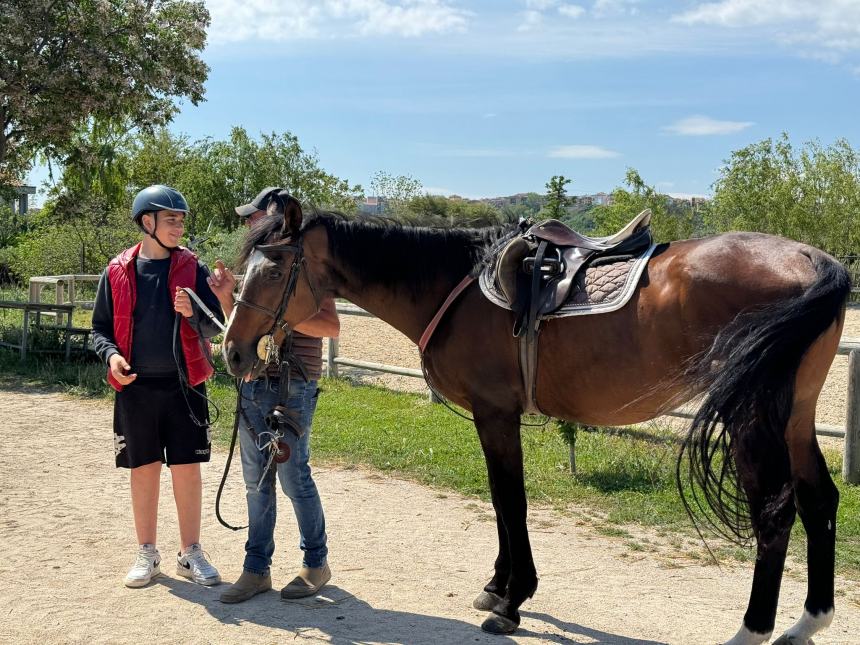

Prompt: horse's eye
[267,269,283,281]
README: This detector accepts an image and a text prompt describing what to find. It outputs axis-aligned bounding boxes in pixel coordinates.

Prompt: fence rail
[330,303,860,482]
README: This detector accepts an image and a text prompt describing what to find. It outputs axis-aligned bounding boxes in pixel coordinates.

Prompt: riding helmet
[131,185,190,222]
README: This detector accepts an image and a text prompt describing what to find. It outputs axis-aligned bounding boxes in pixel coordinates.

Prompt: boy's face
[142,210,186,247]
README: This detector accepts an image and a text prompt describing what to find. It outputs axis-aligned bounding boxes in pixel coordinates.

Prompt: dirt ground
[1,386,860,645]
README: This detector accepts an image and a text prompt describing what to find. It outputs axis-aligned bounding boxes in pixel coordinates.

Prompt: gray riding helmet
[131,185,190,222]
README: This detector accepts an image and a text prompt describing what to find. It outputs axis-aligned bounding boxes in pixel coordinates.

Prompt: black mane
[237,210,514,297]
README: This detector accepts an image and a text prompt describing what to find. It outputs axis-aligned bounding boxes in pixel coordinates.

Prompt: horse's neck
[335,279,457,346]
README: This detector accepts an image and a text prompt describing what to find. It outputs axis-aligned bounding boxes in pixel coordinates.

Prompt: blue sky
[27,0,860,202]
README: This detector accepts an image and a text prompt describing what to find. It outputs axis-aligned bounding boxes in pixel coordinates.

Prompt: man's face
[244,209,267,227]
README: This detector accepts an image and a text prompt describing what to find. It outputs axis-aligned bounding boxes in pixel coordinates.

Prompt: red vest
[106,242,214,392]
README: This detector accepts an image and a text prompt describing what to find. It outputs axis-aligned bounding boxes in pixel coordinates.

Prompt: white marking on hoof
[723,624,772,645]
[777,608,834,643]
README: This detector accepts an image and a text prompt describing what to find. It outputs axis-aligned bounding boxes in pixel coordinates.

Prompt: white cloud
[558,4,586,19]
[592,0,640,18]
[517,10,544,32]
[673,1,860,55]
[549,145,620,159]
[206,0,471,44]
[663,115,754,136]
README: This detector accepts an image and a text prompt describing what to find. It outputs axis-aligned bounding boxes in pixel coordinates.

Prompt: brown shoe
[218,570,272,604]
[280,563,331,599]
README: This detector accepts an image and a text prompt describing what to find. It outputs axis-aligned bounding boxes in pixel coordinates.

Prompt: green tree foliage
[4,126,363,279]
[591,169,694,243]
[131,127,363,231]
[402,194,505,227]
[706,134,860,255]
[541,175,572,220]
[0,0,209,180]
[369,171,423,218]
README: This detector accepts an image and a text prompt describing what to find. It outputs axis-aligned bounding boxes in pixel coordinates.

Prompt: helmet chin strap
[139,212,177,252]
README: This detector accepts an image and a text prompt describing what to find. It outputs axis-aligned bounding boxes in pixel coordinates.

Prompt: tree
[369,171,423,217]
[591,168,694,243]
[5,125,365,278]
[542,175,572,219]
[0,0,209,180]
[706,134,860,255]
[403,194,504,227]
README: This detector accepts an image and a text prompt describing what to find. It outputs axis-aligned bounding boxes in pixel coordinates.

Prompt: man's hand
[207,259,237,317]
[174,287,193,318]
[109,354,137,385]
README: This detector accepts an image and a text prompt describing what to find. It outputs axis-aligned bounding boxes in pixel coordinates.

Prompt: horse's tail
[677,251,850,545]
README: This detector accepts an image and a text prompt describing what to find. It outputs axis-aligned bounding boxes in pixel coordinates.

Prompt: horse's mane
[238,209,515,298]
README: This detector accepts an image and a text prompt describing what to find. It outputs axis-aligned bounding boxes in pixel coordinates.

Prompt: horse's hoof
[481,613,519,634]
[772,637,813,645]
[473,591,503,611]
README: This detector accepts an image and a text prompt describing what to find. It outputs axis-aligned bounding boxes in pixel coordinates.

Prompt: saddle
[492,209,652,334]
[480,209,654,415]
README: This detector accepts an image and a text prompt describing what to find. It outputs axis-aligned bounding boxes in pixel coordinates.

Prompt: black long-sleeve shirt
[91,256,224,377]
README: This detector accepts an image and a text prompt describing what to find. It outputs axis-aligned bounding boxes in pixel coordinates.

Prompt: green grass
[3,352,860,580]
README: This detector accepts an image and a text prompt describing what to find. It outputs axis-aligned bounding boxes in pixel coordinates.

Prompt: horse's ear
[276,192,303,237]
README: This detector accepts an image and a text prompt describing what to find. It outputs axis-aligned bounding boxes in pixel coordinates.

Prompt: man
[209,187,340,603]
[92,185,223,588]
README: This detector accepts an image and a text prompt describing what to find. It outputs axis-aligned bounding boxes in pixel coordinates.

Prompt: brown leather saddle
[492,209,653,335]
[480,209,654,415]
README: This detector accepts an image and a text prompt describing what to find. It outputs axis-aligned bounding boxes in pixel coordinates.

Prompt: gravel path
[1,386,859,644]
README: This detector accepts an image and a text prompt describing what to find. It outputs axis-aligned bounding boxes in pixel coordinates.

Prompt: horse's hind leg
[724,432,796,645]
[472,401,538,634]
[771,326,841,645]
[771,425,838,642]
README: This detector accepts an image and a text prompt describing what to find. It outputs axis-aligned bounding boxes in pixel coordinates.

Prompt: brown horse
[223,197,849,645]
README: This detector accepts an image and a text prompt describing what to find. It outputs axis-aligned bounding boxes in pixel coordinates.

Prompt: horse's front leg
[472,402,537,634]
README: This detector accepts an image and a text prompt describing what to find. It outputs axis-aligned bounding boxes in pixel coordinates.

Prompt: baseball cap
[235,186,283,218]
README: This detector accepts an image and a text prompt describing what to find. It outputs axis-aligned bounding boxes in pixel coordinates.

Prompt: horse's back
[535,232,840,424]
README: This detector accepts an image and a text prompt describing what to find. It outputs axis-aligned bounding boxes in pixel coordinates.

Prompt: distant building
[7,184,35,215]
[358,196,387,215]
[590,192,612,206]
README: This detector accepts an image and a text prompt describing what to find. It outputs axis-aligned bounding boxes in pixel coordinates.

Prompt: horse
[222,196,849,645]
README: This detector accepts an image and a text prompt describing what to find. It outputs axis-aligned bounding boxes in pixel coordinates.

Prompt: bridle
[233,236,321,365]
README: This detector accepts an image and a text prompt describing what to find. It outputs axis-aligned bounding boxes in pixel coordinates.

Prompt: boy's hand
[207,260,237,307]
[109,354,137,385]
[174,287,193,318]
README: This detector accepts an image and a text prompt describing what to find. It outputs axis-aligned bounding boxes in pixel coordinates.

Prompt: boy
[92,185,224,588]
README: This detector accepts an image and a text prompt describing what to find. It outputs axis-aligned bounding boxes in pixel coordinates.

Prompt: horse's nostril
[228,348,241,367]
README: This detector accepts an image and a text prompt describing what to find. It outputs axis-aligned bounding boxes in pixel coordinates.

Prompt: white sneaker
[176,543,221,586]
[124,544,161,588]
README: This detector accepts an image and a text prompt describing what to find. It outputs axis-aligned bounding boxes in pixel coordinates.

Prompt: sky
[26,0,860,203]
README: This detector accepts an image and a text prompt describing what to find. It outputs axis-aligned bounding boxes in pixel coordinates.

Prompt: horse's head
[223,194,322,378]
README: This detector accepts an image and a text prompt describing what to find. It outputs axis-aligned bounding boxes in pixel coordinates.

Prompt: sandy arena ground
[2,309,860,644]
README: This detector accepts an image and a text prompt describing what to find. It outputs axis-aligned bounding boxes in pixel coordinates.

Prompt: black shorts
[113,376,211,469]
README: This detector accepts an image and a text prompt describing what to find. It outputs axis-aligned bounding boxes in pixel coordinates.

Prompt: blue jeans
[238,378,327,574]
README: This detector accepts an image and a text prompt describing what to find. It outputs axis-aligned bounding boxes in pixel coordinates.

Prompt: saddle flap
[496,236,534,304]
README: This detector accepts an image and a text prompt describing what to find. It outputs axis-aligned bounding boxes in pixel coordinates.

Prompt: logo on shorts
[195,448,210,455]
[114,434,126,456]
